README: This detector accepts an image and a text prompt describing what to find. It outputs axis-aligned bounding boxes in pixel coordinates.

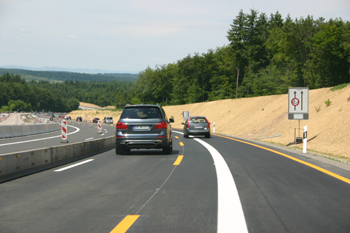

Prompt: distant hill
[0,65,136,74]
[0,68,138,83]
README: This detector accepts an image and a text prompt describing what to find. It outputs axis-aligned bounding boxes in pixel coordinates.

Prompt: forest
[0,73,79,112]
[28,80,134,108]
[1,10,349,111]
[131,10,350,105]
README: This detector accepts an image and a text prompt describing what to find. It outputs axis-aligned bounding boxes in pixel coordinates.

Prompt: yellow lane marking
[175,136,179,139]
[110,215,139,233]
[173,155,184,165]
[179,142,184,146]
[215,134,350,185]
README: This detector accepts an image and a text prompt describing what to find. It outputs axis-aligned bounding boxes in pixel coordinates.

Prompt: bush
[324,99,332,107]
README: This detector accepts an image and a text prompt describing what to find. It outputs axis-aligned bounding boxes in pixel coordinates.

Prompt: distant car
[93,118,100,123]
[65,116,71,120]
[182,116,210,138]
[115,104,174,155]
[76,116,82,121]
[104,116,113,124]
[61,115,65,118]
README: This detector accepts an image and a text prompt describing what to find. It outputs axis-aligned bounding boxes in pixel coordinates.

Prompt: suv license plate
[134,126,149,130]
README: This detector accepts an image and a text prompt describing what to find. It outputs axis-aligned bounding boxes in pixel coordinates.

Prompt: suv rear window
[190,117,207,123]
[120,107,162,119]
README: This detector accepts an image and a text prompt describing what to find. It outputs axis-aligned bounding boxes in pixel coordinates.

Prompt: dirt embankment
[69,85,350,161]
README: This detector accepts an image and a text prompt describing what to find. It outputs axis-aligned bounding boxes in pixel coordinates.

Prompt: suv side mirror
[169,118,174,123]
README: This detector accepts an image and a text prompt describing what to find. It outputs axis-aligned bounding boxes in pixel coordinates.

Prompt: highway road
[1,128,350,232]
[0,121,115,154]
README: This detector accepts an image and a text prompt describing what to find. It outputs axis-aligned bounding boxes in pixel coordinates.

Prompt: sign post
[183,111,189,121]
[288,87,309,143]
[288,87,309,120]
[303,126,307,153]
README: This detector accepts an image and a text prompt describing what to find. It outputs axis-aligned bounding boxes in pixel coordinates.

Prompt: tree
[227,9,248,98]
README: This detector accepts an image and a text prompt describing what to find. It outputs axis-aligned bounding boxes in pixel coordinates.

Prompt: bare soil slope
[68,85,350,160]
[163,85,350,160]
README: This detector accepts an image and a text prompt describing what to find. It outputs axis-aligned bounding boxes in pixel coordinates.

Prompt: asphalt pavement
[1,129,350,232]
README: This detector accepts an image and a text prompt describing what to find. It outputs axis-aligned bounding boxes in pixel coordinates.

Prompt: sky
[0,0,349,74]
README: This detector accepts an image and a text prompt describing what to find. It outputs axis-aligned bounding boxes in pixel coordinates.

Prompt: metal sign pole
[288,87,309,144]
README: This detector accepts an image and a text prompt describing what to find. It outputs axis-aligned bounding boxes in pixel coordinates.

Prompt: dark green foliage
[130,10,349,104]
[0,72,79,112]
[28,80,134,109]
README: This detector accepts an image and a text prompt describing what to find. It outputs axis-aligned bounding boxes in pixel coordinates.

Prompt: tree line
[28,80,134,108]
[0,68,138,83]
[128,10,350,105]
[0,73,79,112]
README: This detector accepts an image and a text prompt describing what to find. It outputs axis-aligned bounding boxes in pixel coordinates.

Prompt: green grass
[330,83,350,91]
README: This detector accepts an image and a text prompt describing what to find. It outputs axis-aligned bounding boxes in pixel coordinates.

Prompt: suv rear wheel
[115,146,130,155]
[162,140,172,154]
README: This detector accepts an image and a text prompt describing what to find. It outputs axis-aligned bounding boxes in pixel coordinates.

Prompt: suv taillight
[206,118,210,129]
[187,118,191,129]
[154,121,167,129]
[116,122,128,130]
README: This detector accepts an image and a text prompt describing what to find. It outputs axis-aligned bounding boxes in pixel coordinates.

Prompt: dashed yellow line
[175,136,179,139]
[179,142,184,146]
[215,134,350,185]
[111,215,139,233]
[173,155,184,165]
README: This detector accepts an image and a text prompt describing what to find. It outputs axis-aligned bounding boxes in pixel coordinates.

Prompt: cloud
[67,35,80,39]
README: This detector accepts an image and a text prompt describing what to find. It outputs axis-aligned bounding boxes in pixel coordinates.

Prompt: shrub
[324,99,332,107]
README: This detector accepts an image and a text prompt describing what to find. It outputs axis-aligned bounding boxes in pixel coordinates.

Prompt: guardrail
[0,124,60,139]
[0,136,116,183]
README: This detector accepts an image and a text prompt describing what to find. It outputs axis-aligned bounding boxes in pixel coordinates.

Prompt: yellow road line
[175,136,179,139]
[179,142,184,146]
[110,215,139,233]
[215,134,350,185]
[173,155,184,165]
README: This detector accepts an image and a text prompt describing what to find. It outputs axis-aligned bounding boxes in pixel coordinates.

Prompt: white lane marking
[172,130,248,233]
[194,138,248,233]
[85,137,94,140]
[54,159,94,172]
[0,125,80,147]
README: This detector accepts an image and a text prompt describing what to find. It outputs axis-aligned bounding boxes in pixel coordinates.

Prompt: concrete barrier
[0,124,60,139]
[0,136,116,183]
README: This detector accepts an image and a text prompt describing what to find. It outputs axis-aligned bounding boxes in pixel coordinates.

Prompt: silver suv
[115,104,174,154]
[182,116,210,138]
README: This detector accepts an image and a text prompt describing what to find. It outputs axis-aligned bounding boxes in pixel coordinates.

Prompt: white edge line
[54,159,94,172]
[193,138,248,233]
[172,130,248,233]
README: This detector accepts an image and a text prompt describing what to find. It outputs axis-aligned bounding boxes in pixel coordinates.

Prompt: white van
[104,116,113,124]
